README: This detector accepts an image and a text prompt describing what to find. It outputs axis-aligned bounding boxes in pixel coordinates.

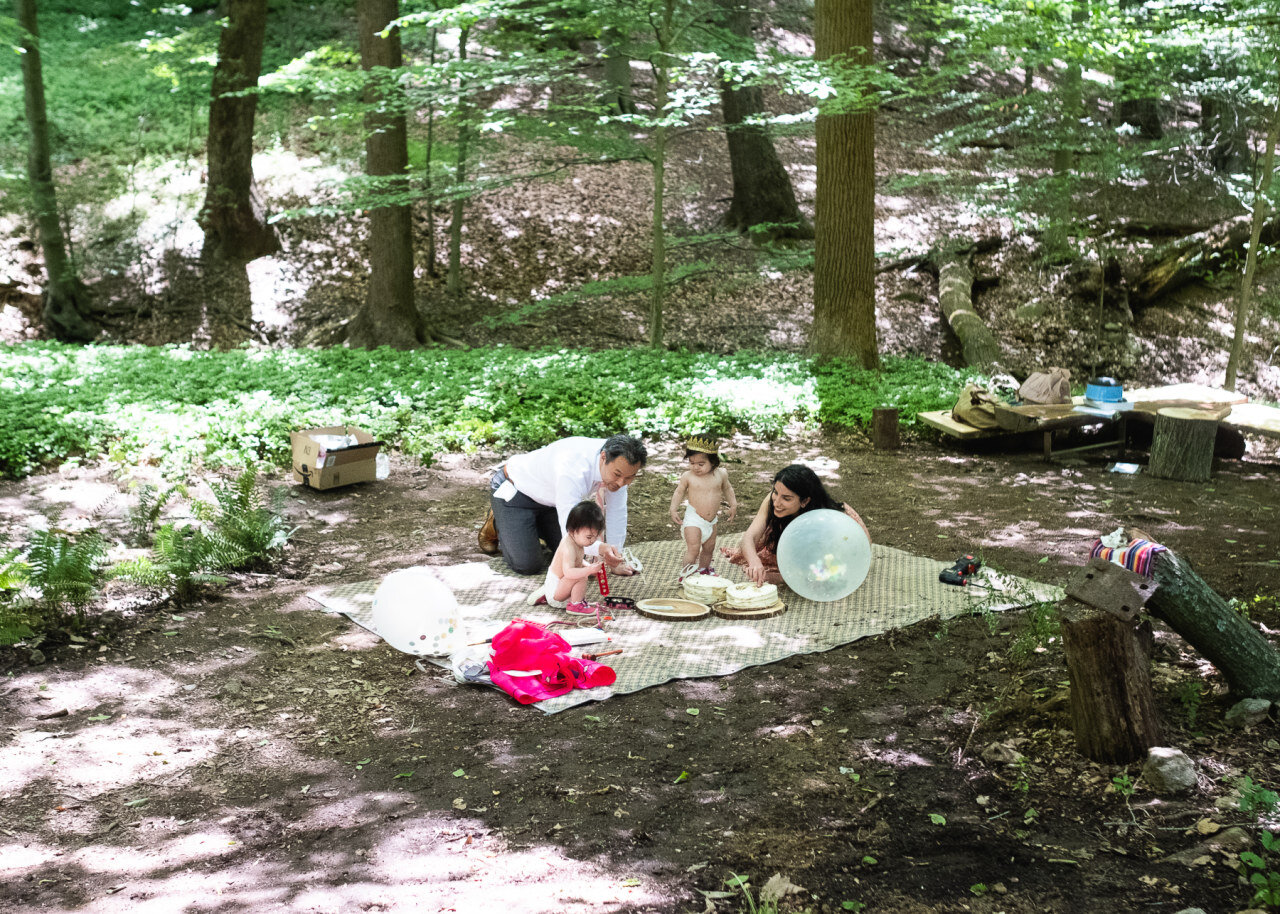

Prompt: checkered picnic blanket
[306,535,1061,714]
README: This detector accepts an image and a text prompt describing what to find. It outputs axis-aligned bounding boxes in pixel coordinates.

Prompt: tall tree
[15,0,95,342]
[717,0,811,240]
[348,0,427,349]
[198,0,280,262]
[811,0,878,367]
[1225,85,1280,391]
[447,25,472,298]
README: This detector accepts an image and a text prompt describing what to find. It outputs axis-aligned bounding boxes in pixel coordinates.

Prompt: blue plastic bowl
[1085,377,1123,402]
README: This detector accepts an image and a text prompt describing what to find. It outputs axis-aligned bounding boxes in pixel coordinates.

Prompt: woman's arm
[739,496,772,585]
[843,502,872,545]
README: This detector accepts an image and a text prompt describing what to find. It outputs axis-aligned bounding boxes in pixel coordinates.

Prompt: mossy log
[1147,551,1280,700]
[937,248,1003,371]
[1134,212,1280,305]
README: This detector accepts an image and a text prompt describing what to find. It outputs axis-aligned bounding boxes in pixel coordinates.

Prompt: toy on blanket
[776,509,872,602]
[372,567,464,656]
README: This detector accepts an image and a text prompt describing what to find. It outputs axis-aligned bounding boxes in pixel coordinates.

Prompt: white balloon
[371,567,464,656]
[776,509,871,602]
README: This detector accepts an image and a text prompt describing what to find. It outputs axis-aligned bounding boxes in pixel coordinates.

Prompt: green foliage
[723,873,777,914]
[114,470,290,601]
[1112,773,1135,798]
[814,356,982,428]
[0,344,971,479]
[1009,600,1060,665]
[24,529,108,623]
[1176,680,1204,730]
[1240,831,1280,909]
[194,471,291,567]
[0,548,34,646]
[1237,776,1280,818]
[126,481,186,547]
[112,524,230,604]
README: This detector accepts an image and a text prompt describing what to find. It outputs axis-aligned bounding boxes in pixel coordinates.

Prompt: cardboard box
[290,425,382,490]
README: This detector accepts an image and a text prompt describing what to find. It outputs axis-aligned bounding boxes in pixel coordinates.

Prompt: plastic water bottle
[375,452,390,480]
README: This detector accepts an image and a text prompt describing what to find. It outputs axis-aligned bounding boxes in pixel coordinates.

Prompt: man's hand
[598,542,623,565]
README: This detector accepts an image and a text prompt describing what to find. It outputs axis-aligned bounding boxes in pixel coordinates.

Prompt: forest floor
[5,30,1280,911]
[3,429,1280,914]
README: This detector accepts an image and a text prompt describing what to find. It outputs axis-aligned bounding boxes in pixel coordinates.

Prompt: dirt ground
[3,426,1280,914]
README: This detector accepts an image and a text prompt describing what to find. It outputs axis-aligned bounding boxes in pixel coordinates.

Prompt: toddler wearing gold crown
[669,434,738,582]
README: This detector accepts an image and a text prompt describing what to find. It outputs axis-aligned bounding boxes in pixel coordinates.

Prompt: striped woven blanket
[1089,538,1167,577]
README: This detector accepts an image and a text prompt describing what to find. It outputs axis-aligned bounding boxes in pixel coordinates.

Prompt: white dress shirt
[505,436,629,548]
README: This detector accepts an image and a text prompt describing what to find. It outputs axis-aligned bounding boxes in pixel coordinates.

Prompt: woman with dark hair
[721,464,871,586]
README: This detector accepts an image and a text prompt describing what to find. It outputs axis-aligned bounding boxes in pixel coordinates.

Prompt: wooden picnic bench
[919,382,1280,459]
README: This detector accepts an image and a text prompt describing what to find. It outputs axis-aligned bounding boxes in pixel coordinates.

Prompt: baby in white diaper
[668,434,737,582]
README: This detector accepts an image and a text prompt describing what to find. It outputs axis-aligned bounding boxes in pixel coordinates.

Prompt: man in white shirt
[481,435,647,575]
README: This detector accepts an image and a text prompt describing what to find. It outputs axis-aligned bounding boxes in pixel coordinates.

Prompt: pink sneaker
[565,601,595,615]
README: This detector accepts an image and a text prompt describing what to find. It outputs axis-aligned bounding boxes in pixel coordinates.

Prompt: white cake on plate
[682,572,729,604]
[725,581,779,610]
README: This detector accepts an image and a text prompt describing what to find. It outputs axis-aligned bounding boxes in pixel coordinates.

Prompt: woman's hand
[745,560,767,586]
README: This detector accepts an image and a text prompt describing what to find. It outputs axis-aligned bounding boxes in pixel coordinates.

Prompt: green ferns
[26,530,108,618]
[115,470,290,603]
[0,548,33,646]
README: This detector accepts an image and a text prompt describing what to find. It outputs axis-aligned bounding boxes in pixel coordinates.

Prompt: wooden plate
[635,598,711,621]
[712,600,786,620]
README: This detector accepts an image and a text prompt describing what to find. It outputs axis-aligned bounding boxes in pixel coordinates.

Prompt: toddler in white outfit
[669,434,737,582]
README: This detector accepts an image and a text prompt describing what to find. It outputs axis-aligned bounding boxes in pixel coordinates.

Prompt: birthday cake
[682,572,729,604]
[725,581,779,610]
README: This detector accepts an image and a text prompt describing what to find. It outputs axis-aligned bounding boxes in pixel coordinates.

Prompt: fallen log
[1147,550,1280,701]
[936,247,1003,371]
[1133,212,1280,306]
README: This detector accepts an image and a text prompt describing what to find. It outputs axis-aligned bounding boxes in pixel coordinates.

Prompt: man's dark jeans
[490,469,562,575]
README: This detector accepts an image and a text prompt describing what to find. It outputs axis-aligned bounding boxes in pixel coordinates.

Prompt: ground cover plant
[0,343,978,478]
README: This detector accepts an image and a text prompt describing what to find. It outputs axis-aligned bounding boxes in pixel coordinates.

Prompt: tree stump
[1147,551,1280,700]
[872,407,900,450]
[1060,560,1162,764]
[1148,407,1219,481]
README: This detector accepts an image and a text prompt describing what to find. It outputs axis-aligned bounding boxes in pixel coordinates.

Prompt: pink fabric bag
[488,619,617,704]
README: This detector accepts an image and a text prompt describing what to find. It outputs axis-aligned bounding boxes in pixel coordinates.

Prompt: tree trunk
[15,0,95,343]
[1147,551,1280,701]
[1224,81,1280,391]
[1148,407,1219,482]
[648,0,673,350]
[423,27,439,277]
[601,28,636,115]
[198,0,280,263]
[447,26,471,299]
[936,247,1002,370]
[1061,600,1161,764]
[812,0,878,368]
[348,0,426,349]
[717,0,811,241]
[1202,94,1250,175]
